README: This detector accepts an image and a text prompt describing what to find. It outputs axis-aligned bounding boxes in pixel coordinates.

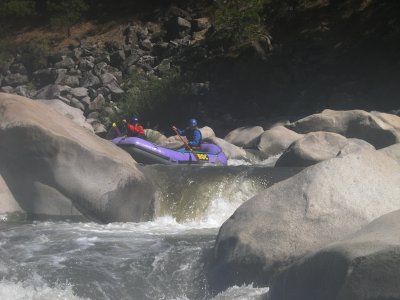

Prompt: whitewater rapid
[0,163,299,300]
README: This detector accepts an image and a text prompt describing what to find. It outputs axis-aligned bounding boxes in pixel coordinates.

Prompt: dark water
[0,164,301,300]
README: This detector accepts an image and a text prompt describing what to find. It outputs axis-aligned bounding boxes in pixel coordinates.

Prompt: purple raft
[112,137,228,165]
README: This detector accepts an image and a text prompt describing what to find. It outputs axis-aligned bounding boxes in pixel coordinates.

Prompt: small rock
[69,87,88,99]
[89,94,106,111]
[54,56,76,69]
[3,73,29,87]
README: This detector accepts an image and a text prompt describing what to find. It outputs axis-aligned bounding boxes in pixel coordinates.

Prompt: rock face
[204,136,248,160]
[208,149,400,292]
[275,132,373,167]
[0,93,155,222]
[0,174,22,214]
[287,109,400,149]
[379,143,400,165]
[37,99,94,132]
[268,209,400,300]
[224,126,264,148]
[257,126,303,156]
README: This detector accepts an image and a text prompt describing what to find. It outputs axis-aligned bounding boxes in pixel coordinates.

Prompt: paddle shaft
[172,127,198,161]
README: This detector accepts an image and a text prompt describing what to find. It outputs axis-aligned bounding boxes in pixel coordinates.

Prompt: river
[0,163,300,300]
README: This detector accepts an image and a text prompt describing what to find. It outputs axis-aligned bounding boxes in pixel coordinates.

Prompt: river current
[0,160,300,300]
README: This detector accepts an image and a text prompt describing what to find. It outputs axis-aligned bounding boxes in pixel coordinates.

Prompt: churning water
[0,164,300,300]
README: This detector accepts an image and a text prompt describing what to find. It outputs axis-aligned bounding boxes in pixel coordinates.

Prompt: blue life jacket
[178,127,202,147]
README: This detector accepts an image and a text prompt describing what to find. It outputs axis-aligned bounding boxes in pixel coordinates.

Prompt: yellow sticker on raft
[196,153,209,161]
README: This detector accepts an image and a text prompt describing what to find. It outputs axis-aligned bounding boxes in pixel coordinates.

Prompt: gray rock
[0,86,14,93]
[139,39,153,51]
[96,87,110,96]
[87,118,107,136]
[100,73,117,85]
[55,71,80,87]
[36,99,93,132]
[69,87,88,99]
[0,174,22,214]
[0,93,155,222]
[209,149,400,292]
[257,126,303,156]
[268,209,400,300]
[87,111,100,119]
[371,111,400,130]
[203,136,248,160]
[379,142,400,164]
[89,94,106,111]
[69,97,85,111]
[224,126,264,148]
[160,135,185,149]
[275,132,349,167]
[79,57,95,71]
[33,69,58,88]
[54,56,76,69]
[9,63,28,75]
[96,64,123,81]
[3,73,29,87]
[80,71,100,88]
[199,126,216,140]
[123,52,141,69]
[337,138,375,157]
[137,55,156,69]
[14,85,34,98]
[144,129,167,144]
[106,81,124,100]
[287,109,400,149]
[34,84,71,99]
[94,53,111,64]
[124,25,139,45]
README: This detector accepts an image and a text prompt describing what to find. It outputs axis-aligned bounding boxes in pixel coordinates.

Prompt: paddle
[172,126,198,161]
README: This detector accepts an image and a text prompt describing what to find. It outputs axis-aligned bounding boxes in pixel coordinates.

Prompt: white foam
[213,284,269,300]
[0,276,84,300]
[227,159,252,166]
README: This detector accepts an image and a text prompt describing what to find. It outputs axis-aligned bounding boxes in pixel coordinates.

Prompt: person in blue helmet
[172,118,202,149]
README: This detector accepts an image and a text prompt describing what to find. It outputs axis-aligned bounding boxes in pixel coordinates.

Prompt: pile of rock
[0,7,211,135]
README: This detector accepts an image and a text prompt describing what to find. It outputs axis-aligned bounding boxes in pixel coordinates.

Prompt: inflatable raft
[112,137,228,165]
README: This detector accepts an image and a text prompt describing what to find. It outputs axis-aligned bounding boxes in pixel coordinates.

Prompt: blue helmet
[131,116,139,123]
[188,118,197,127]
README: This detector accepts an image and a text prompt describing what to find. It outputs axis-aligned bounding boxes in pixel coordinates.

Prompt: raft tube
[112,137,228,165]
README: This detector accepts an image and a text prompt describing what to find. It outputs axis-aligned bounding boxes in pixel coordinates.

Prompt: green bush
[119,68,194,130]
[209,0,266,45]
[20,38,50,71]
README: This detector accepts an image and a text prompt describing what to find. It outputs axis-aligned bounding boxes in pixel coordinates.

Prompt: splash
[0,276,84,300]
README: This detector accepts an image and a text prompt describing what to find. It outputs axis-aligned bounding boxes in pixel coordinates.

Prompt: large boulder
[0,174,22,215]
[204,136,248,161]
[36,99,94,132]
[379,142,400,165]
[268,209,400,300]
[275,132,374,167]
[200,126,216,140]
[208,150,400,292]
[286,109,400,149]
[0,93,155,222]
[224,126,264,148]
[371,111,400,130]
[257,126,303,156]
